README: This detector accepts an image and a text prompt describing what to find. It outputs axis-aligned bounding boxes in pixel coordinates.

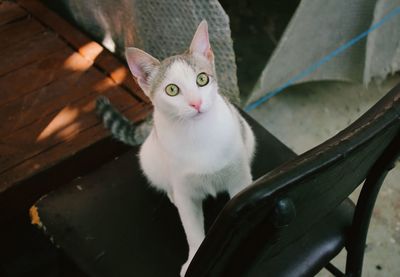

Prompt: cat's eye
[165,84,180,96]
[196,72,209,87]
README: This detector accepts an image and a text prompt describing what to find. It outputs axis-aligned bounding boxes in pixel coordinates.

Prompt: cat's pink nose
[190,100,202,112]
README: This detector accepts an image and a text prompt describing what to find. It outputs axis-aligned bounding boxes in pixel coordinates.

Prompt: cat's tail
[96,96,142,146]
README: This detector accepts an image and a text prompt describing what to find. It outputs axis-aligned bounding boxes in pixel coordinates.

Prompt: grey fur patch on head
[148,52,216,97]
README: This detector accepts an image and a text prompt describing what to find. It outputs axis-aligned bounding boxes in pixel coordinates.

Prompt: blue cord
[245,6,400,112]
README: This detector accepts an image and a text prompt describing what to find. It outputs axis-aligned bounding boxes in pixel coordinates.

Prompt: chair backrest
[187,84,400,277]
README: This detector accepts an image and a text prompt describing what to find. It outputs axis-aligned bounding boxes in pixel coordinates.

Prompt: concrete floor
[248,76,400,276]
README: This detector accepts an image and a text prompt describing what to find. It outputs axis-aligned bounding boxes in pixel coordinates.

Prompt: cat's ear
[189,20,214,62]
[125,47,160,96]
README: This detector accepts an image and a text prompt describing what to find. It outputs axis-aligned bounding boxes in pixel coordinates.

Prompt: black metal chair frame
[186,84,400,277]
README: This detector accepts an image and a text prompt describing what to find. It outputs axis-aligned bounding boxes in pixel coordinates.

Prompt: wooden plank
[0,47,93,107]
[0,0,153,195]
[0,30,66,76]
[0,67,111,138]
[0,1,27,26]
[0,87,139,171]
[17,0,148,103]
[17,0,97,59]
[0,69,141,176]
[0,93,149,192]
[0,15,45,48]
[0,87,141,172]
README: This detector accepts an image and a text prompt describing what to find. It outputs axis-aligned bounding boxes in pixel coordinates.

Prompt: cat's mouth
[191,110,206,119]
[193,111,203,117]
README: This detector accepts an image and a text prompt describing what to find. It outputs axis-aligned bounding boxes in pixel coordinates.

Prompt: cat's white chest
[154,100,241,175]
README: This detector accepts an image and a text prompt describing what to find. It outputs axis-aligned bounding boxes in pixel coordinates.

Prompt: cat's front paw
[180,260,190,277]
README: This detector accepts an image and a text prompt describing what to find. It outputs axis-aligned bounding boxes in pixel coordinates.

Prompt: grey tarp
[44,0,240,103]
[247,0,400,105]
[365,0,400,83]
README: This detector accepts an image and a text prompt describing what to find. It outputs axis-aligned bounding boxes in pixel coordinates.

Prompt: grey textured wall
[43,0,240,103]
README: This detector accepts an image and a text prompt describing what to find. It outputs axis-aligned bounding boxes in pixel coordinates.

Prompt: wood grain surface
[0,0,151,192]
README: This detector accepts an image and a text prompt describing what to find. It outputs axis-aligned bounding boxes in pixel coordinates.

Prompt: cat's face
[126,20,218,120]
[150,53,218,119]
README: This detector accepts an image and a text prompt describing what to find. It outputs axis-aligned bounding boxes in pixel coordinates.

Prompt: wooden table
[0,0,152,220]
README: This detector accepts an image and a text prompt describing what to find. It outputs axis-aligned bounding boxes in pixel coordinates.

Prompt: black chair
[32,84,400,277]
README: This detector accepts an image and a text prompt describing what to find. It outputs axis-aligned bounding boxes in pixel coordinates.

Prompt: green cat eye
[165,84,179,96]
[196,72,209,87]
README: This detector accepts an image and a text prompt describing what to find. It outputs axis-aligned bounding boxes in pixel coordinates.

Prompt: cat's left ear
[189,20,214,62]
[125,47,160,96]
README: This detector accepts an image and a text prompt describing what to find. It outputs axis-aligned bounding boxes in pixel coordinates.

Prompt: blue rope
[245,6,400,112]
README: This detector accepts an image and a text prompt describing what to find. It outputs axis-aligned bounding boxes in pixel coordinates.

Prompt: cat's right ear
[125,47,160,96]
[189,20,214,62]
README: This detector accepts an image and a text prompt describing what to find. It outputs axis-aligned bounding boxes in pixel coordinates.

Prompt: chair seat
[35,150,187,276]
[249,198,354,277]
[32,112,302,277]
[33,149,355,277]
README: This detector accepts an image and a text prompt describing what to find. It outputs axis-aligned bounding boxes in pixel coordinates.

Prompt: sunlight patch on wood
[78,41,103,61]
[93,76,117,92]
[82,99,96,113]
[36,106,79,142]
[110,66,128,85]
[62,51,93,72]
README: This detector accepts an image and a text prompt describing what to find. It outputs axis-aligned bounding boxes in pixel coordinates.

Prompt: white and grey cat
[97,20,255,276]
